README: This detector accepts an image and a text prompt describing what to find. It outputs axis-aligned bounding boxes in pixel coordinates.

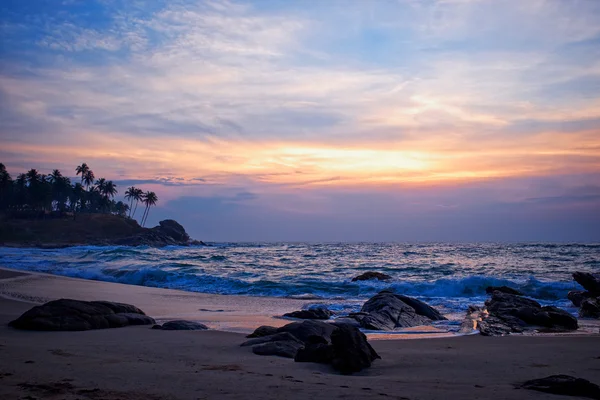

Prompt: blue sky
[1,0,599,241]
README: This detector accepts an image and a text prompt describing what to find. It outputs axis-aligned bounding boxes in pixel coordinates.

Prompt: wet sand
[1,267,600,399]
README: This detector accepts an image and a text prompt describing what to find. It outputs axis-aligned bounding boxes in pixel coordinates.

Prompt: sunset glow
[1,0,599,241]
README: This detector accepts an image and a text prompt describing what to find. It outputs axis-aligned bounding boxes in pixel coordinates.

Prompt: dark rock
[240,332,304,347]
[485,286,523,296]
[351,272,392,282]
[568,290,592,307]
[276,320,338,344]
[394,294,446,321]
[351,291,446,331]
[251,340,305,358]
[246,325,278,338]
[330,324,381,374]
[295,343,334,364]
[190,240,207,246]
[479,315,523,336]
[153,320,208,330]
[580,297,600,318]
[153,219,189,242]
[283,307,333,320]
[9,299,155,331]
[573,272,600,294]
[520,375,600,399]
[480,292,577,336]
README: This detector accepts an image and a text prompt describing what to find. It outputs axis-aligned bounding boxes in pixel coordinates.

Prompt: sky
[1,0,599,242]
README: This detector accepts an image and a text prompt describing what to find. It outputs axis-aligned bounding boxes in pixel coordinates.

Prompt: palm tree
[83,169,95,190]
[104,180,117,199]
[75,163,89,185]
[130,187,144,220]
[140,191,158,227]
[124,186,138,218]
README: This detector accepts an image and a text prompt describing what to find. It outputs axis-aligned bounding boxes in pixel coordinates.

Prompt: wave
[4,259,580,303]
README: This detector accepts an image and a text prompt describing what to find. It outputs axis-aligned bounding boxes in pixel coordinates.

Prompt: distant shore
[1,267,600,399]
[0,213,205,248]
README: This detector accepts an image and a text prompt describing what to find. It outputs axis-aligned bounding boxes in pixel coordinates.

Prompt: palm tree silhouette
[75,163,89,185]
[83,169,95,190]
[141,191,158,227]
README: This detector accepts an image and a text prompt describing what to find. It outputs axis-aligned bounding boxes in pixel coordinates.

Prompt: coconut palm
[75,163,89,185]
[130,187,144,220]
[82,169,95,189]
[140,191,158,227]
[103,180,117,199]
[124,186,140,218]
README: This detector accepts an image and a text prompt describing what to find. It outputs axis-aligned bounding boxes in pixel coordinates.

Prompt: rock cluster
[114,219,204,247]
[243,320,380,374]
[477,291,578,336]
[346,290,446,331]
[9,299,155,331]
[569,272,600,318]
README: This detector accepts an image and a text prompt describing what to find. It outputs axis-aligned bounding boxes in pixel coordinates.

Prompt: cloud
[1,0,600,241]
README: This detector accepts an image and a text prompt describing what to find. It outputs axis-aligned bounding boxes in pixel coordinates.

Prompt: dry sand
[1,267,599,400]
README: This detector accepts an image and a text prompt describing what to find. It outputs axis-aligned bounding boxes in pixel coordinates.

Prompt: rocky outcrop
[570,272,600,319]
[573,272,600,294]
[478,292,577,336]
[580,297,600,318]
[113,220,202,247]
[348,290,446,331]
[520,375,600,399]
[351,272,392,282]
[9,299,155,331]
[283,306,333,320]
[244,320,380,373]
[0,213,205,248]
[152,320,208,330]
[485,286,523,296]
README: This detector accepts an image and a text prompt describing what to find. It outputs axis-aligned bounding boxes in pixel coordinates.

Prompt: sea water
[1,242,598,333]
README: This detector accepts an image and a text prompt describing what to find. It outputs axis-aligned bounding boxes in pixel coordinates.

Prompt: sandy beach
[1,267,600,400]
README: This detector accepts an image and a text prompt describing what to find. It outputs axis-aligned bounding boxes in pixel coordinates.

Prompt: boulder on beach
[9,299,155,331]
[485,286,523,296]
[478,291,577,336]
[246,325,278,338]
[252,340,304,358]
[349,290,446,331]
[520,375,600,399]
[283,306,333,320]
[351,272,392,282]
[244,320,381,373]
[240,332,304,347]
[330,324,381,374]
[152,320,208,330]
[277,320,339,344]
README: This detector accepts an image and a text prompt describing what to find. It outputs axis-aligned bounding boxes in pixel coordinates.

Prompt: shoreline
[1,265,599,339]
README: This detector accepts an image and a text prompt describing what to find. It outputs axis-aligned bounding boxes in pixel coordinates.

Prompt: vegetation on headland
[0,162,157,226]
[0,162,201,247]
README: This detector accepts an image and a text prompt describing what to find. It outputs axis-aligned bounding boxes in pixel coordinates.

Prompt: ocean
[1,242,598,332]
